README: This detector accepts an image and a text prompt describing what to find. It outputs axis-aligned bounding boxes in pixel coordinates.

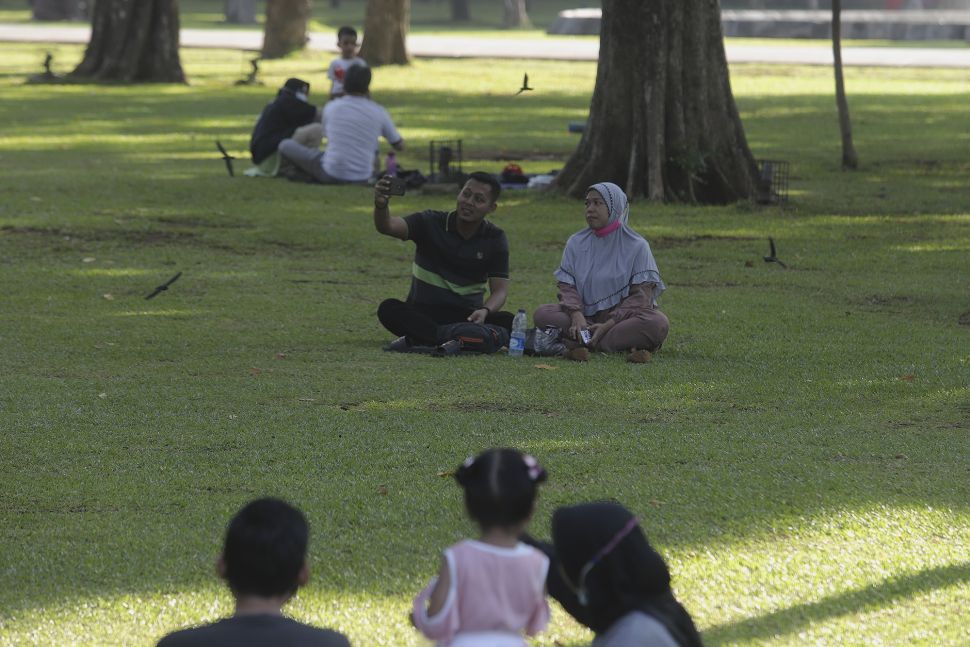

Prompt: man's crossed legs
[377,299,514,347]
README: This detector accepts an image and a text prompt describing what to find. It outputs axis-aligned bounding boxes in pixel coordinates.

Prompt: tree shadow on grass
[703,561,970,645]
[0,87,970,225]
[1,84,967,217]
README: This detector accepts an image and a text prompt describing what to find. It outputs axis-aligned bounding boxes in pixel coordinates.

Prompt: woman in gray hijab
[533,182,669,356]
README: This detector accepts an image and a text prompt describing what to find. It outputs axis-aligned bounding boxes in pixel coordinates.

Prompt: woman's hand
[588,321,614,350]
[568,311,588,341]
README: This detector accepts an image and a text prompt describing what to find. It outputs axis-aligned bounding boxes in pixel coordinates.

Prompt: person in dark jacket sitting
[248,78,322,177]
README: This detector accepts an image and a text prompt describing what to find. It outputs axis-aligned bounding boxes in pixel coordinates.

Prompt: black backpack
[435,323,509,354]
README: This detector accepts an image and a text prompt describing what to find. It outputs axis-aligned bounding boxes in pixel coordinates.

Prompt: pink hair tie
[523,454,542,481]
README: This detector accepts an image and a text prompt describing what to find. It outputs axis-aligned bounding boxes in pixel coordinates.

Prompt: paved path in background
[1,23,968,67]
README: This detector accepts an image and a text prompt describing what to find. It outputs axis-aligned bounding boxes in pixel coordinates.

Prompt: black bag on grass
[435,323,509,354]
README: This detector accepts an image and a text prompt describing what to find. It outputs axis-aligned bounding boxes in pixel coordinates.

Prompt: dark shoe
[383,336,412,352]
[627,348,652,363]
[432,339,462,357]
[565,347,590,362]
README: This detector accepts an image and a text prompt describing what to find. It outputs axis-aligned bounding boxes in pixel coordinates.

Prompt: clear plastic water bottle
[386,151,397,176]
[509,309,527,357]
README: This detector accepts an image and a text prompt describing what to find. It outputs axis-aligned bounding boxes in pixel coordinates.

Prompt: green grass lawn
[1,43,969,646]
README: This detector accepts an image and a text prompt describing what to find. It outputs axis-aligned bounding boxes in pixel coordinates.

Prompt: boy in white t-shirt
[328,26,366,99]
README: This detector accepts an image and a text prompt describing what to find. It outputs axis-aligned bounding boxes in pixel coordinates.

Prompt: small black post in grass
[234,56,263,86]
[216,142,236,178]
[429,140,464,183]
[25,52,60,84]
[755,159,790,205]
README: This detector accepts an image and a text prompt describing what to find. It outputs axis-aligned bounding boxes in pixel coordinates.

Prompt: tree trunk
[71,0,184,83]
[502,0,532,28]
[32,0,88,21]
[225,0,257,23]
[450,0,470,21]
[832,0,858,170]
[261,0,310,59]
[359,0,410,66]
[555,0,758,204]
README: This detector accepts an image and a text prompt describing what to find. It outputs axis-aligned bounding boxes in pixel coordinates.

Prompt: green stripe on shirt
[412,263,487,296]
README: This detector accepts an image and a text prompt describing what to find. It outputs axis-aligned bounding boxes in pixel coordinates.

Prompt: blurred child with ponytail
[412,448,550,647]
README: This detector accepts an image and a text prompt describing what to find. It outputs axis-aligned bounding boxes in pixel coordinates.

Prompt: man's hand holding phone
[387,176,406,196]
[374,175,406,209]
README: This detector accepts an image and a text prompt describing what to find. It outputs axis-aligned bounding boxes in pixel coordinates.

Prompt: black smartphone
[387,176,407,196]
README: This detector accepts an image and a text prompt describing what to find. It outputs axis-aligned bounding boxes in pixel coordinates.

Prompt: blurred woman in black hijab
[528,502,702,646]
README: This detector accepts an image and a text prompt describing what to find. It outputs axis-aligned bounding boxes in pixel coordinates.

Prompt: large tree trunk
[32,0,88,21]
[556,0,758,204]
[450,0,470,21]
[832,0,858,170]
[502,0,532,28]
[261,0,310,59]
[359,0,410,66]
[71,0,184,83]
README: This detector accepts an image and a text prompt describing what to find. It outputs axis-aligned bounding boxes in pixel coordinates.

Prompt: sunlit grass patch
[683,504,970,645]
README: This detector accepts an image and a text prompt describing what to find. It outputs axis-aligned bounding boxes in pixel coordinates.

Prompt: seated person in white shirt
[278,65,403,184]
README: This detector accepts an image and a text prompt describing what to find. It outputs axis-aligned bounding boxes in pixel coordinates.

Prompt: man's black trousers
[377,299,515,346]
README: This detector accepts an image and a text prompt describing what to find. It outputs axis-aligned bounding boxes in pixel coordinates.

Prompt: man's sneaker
[431,339,462,357]
[383,336,412,352]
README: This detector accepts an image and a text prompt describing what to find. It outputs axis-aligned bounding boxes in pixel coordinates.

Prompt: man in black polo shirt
[373,171,514,350]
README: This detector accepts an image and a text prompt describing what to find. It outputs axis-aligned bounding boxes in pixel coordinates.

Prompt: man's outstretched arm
[373,175,408,240]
